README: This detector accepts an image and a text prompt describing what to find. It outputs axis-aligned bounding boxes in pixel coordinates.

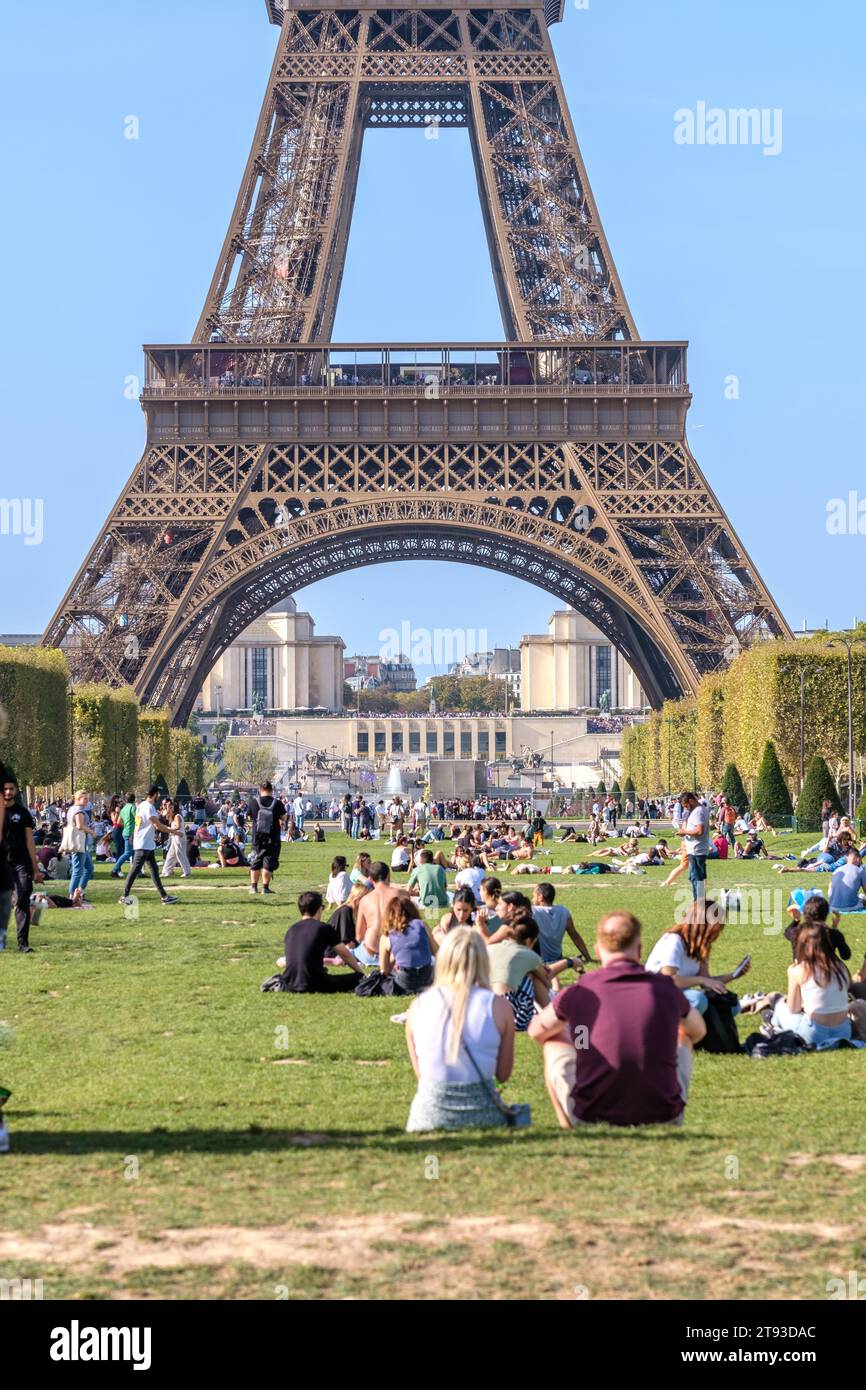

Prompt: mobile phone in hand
[731,954,751,980]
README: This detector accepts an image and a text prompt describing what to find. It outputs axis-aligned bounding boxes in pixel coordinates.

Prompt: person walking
[162,799,192,879]
[111,793,137,878]
[119,787,181,907]
[2,776,40,952]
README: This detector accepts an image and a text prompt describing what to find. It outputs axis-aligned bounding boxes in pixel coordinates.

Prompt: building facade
[197,600,344,713]
[344,654,416,692]
[520,610,646,712]
[269,711,638,787]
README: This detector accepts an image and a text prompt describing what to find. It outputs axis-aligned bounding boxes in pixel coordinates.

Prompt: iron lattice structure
[44,2,790,723]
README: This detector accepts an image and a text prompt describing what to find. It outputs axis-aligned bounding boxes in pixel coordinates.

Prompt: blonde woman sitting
[405,928,517,1131]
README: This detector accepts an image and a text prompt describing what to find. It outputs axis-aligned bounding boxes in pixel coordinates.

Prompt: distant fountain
[385,764,404,796]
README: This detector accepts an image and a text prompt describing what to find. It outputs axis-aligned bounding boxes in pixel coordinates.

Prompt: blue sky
[1,0,864,678]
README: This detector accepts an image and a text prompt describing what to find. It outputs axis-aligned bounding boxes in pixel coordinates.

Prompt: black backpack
[695,990,742,1054]
[254,797,274,839]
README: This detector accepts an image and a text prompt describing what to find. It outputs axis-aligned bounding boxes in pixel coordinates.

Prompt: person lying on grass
[529,909,706,1128]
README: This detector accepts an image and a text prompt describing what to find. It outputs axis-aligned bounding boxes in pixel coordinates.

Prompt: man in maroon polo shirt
[529,910,706,1127]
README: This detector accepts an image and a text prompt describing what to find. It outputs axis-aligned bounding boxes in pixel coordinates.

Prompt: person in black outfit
[246,780,286,896]
[2,776,40,952]
[281,891,364,992]
[0,759,14,951]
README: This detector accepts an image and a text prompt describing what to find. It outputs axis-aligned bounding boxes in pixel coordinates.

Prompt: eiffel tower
[44,1,790,724]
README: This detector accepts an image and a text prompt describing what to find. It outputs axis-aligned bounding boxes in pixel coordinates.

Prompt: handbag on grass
[439,989,531,1129]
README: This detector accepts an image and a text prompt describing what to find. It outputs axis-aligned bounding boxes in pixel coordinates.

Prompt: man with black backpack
[247,780,286,896]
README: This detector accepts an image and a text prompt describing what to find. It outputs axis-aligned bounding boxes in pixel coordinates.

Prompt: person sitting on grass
[528,910,706,1128]
[352,861,407,967]
[785,892,851,962]
[455,854,487,902]
[279,890,364,993]
[828,848,866,923]
[325,855,352,907]
[767,923,858,1049]
[350,852,374,889]
[406,848,449,909]
[474,875,504,939]
[436,885,477,942]
[404,927,517,1132]
[530,882,593,965]
[217,836,248,869]
[488,911,550,1027]
[644,899,749,1016]
[379,895,438,994]
[390,836,410,872]
[328,881,370,946]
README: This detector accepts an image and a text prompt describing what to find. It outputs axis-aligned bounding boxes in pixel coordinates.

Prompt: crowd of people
[3,769,865,1149]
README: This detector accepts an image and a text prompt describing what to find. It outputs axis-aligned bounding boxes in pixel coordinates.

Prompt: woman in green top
[111,793,137,878]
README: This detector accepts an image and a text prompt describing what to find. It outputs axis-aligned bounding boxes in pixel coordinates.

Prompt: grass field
[1,828,865,1301]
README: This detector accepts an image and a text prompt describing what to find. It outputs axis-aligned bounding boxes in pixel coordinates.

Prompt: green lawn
[1,829,864,1301]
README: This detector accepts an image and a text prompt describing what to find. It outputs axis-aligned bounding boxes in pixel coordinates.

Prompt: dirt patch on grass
[787,1152,866,1174]
[0,1210,853,1299]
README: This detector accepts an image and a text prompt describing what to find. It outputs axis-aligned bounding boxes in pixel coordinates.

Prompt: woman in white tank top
[404,928,517,1130]
[771,924,856,1050]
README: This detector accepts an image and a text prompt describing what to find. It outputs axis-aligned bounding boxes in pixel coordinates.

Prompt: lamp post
[666,717,673,796]
[827,637,865,817]
[798,666,806,794]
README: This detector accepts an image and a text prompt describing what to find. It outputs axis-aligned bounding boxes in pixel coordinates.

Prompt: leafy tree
[721,763,748,811]
[752,741,794,818]
[796,754,842,832]
[610,780,622,799]
[154,773,170,798]
[596,781,607,795]
[211,720,229,746]
[856,785,866,834]
[223,738,276,787]
[176,777,192,800]
[623,776,635,796]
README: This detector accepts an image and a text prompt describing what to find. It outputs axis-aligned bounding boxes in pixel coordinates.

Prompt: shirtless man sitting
[352,861,411,967]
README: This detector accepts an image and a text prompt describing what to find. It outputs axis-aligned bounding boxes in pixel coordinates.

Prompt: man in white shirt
[293,794,305,832]
[119,786,181,907]
[677,791,709,902]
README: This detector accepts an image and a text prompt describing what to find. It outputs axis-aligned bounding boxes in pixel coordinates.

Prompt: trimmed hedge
[796,754,842,832]
[0,645,69,785]
[752,741,794,819]
[721,763,748,812]
[71,684,139,794]
[138,708,172,787]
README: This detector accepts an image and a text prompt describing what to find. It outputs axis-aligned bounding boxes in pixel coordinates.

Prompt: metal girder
[44,5,791,722]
